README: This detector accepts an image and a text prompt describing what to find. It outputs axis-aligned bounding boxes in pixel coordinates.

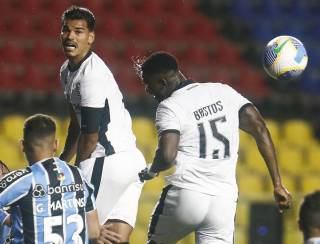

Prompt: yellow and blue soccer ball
[263,35,308,80]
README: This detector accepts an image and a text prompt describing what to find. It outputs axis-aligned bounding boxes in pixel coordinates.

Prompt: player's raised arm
[239,104,292,212]
[60,103,80,162]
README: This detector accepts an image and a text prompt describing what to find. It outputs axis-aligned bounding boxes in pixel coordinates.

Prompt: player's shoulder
[0,168,32,189]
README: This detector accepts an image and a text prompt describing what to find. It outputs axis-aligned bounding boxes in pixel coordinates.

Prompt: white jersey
[60,51,137,158]
[156,81,251,200]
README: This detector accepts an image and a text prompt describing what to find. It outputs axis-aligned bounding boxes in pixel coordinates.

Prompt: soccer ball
[263,35,308,80]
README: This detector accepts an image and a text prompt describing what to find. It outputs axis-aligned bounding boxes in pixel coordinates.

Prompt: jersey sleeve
[0,169,32,208]
[80,73,108,108]
[155,100,181,135]
[223,84,251,111]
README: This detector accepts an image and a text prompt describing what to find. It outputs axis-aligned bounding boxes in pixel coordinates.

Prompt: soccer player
[59,6,146,243]
[299,191,320,244]
[136,52,292,244]
[0,114,100,243]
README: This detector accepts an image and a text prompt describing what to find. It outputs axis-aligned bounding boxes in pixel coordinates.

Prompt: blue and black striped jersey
[0,157,96,244]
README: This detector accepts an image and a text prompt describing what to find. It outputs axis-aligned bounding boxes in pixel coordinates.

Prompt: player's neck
[26,152,54,165]
[68,50,92,70]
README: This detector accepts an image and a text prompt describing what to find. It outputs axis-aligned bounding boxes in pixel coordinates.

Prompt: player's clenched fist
[274,185,292,213]
[138,166,158,182]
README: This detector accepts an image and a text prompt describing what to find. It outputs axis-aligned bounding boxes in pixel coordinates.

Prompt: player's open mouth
[64,42,77,51]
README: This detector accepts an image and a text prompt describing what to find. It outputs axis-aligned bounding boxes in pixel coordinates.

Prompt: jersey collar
[172,80,194,93]
[68,51,92,72]
[306,237,320,244]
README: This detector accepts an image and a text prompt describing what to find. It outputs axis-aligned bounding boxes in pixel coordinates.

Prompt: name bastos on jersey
[0,158,96,244]
[156,82,251,200]
[60,52,137,158]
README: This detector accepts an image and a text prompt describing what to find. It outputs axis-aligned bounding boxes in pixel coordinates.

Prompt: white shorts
[79,149,146,227]
[148,185,237,244]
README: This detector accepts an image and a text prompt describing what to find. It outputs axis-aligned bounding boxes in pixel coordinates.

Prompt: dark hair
[299,191,320,231]
[23,114,56,143]
[141,51,179,77]
[61,5,95,31]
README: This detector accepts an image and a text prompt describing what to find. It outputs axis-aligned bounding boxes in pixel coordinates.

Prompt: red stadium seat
[8,15,37,37]
[164,0,196,16]
[183,45,210,65]
[46,0,73,14]
[81,0,105,15]
[1,42,27,64]
[22,65,49,91]
[30,41,58,65]
[105,0,136,16]
[130,16,158,40]
[137,0,164,16]
[97,17,128,39]
[38,15,62,37]
[19,0,44,12]
[158,16,188,40]
[0,65,19,90]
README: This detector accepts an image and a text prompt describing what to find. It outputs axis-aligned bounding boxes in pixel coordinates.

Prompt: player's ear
[20,139,26,153]
[53,139,58,153]
[88,31,95,45]
[161,78,168,87]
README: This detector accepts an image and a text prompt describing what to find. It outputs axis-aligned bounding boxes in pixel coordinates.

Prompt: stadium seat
[300,174,320,194]
[277,144,304,176]
[30,41,58,65]
[38,15,61,37]
[1,42,27,64]
[1,114,25,143]
[136,200,155,226]
[97,17,128,39]
[143,176,166,194]
[282,119,313,147]
[131,226,147,244]
[23,64,49,91]
[306,144,320,173]
[130,17,158,40]
[238,173,265,194]
[0,138,25,170]
[243,144,268,175]
[236,201,249,228]
[266,174,297,194]
[0,65,19,90]
[137,0,163,16]
[235,227,248,244]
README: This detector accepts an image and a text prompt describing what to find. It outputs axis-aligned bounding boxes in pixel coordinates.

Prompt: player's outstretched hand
[98,223,121,244]
[138,166,158,182]
[273,185,292,213]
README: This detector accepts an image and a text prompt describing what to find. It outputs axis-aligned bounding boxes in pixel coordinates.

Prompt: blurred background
[0,0,319,243]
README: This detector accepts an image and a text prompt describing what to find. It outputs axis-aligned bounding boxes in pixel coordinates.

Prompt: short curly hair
[133,52,179,80]
[299,190,320,231]
[61,5,95,31]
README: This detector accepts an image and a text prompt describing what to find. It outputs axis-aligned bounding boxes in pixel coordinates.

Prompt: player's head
[60,6,95,64]
[299,190,320,240]
[22,114,58,164]
[138,51,186,102]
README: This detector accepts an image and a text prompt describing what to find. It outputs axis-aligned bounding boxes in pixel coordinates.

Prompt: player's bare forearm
[60,103,80,162]
[60,130,79,162]
[239,104,281,186]
[75,133,98,164]
[150,131,180,174]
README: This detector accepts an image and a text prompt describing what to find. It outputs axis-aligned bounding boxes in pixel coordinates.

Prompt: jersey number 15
[197,116,230,159]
